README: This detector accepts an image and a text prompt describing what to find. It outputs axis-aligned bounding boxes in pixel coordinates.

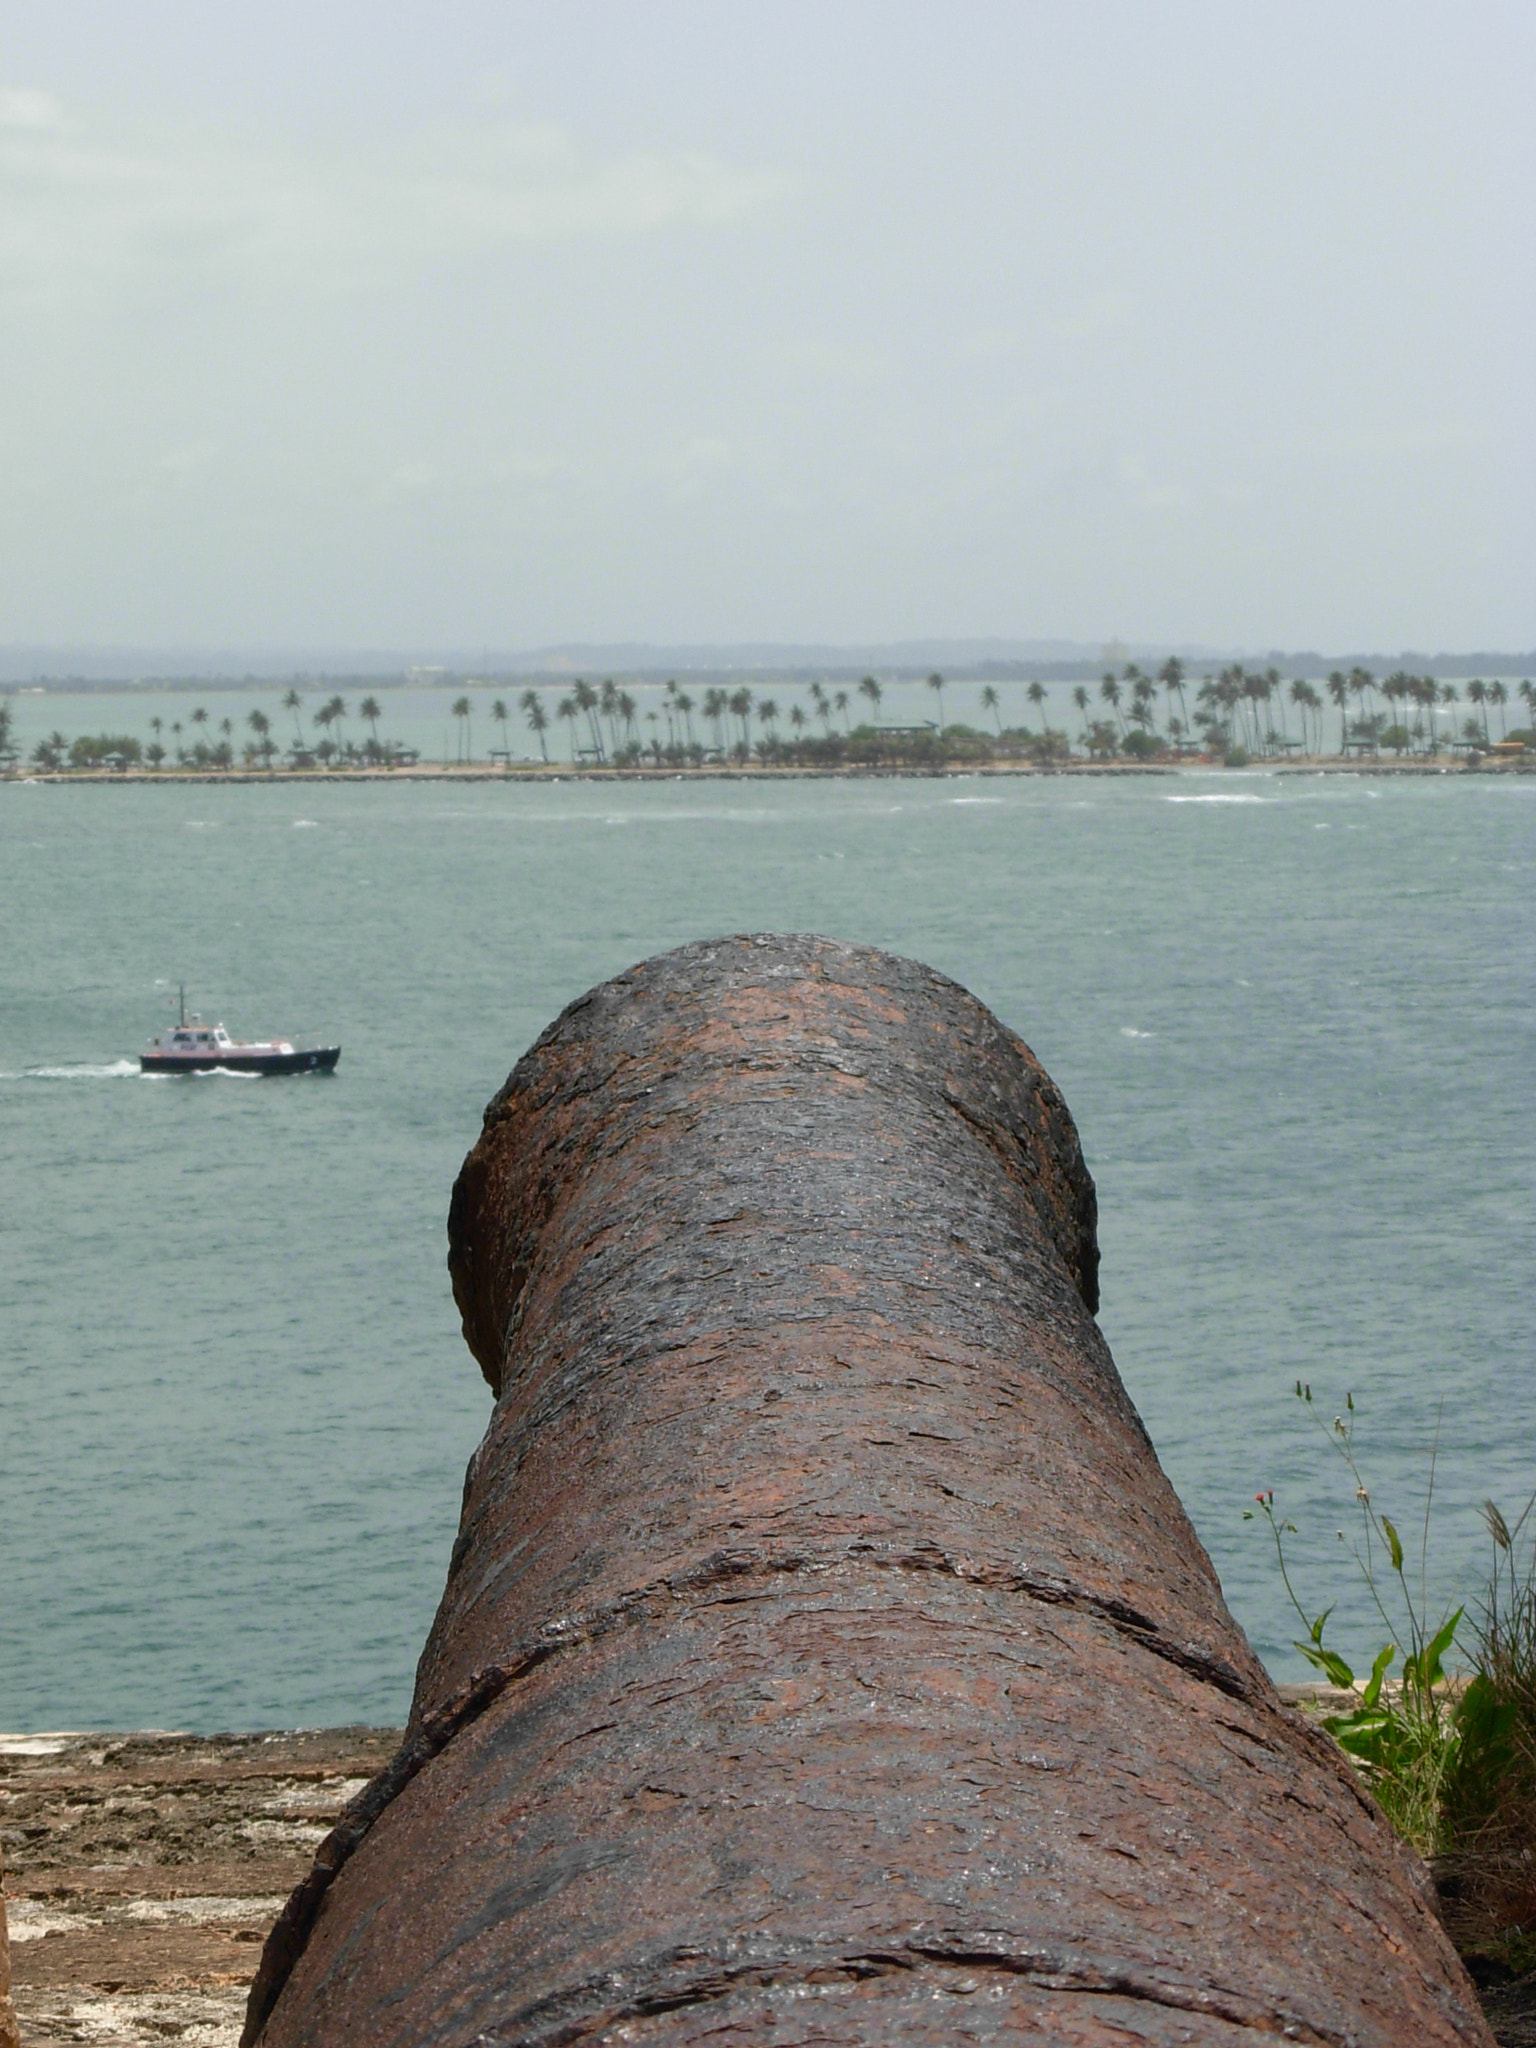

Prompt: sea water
[2,770,1531,1729]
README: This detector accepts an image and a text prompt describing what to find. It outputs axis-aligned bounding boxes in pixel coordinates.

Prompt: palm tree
[191,706,209,753]
[1240,669,1268,753]
[1288,680,1316,755]
[1410,675,1436,751]
[980,684,1001,734]
[247,708,274,770]
[283,687,304,744]
[728,688,754,753]
[926,671,946,734]
[451,695,471,762]
[602,684,626,757]
[520,689,549,762]
[833,689,851,731]
[1159,658,1190,747]
[857,675,882,721]
[322,695,348,757]
[757,698,779,745]
[1435,683,1458,753]
[361,695,382,748]
[557,695,578,762]
[1026,681,1047,735]
[1489,681,1509,739]
[1099,673,1123,737]
[1519,680,1536,734]
[171,719,184,764]
[1349,667,1377,751]
[572,680,604,760]
[703,688,727,753]
[788,704,808,747]
[149,715,163,750]
[1326,671,1351,754]
[1467,680,1490,747]
[617,690,638,750]
[1262,668,1286,751]
[675,691,696,747]
[1071,684,1090,747]
[1380,672,1408,753]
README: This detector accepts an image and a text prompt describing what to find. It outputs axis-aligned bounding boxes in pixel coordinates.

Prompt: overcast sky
[1,1,1531,652]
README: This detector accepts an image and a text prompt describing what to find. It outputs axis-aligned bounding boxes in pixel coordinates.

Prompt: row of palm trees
[528,665,1533,766]
[534,676,900,765]
[1074,661,1532,761]
[18,665,1533,774]
[99,692,400,770]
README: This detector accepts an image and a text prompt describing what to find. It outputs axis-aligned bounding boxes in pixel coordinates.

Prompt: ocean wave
[1164,792,1270,804]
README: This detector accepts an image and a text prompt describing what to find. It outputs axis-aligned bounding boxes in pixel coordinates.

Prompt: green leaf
[1296,1640,1355,1689]
[1328,1711,1393,1762]
[1381,1516,1405,1573]
[1308,1607,1335,1646]
[1361,1642,1396,1710]
[1419,1610,1462,1691]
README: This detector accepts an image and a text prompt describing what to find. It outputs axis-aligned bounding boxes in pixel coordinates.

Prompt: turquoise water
[2,769,1531,1730]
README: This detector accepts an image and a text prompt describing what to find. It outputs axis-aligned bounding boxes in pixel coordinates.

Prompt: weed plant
[1250,1386,1536,1977]
[1248,1387,1506,1857]
[1440,1496,1536,1976]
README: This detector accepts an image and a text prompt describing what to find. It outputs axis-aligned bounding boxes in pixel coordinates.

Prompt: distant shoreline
[5,756,1529,787]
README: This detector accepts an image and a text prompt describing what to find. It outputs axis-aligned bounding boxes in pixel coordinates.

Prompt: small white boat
[141,990,339,1076]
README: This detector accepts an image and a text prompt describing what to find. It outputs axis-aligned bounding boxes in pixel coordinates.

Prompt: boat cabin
[168,1025,232,1052]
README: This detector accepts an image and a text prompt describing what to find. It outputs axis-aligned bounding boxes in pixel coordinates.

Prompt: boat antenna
[179,983,186,1026]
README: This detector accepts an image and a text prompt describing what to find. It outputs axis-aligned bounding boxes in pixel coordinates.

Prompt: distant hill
[2,639,1531,688]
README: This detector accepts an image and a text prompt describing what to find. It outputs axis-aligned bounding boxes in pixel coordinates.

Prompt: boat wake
[2,1059,143,1081]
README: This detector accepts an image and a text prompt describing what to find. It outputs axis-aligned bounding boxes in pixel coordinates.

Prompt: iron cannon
[247,935,1490,2047]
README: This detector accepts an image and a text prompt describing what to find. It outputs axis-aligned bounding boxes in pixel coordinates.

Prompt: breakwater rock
[248,934,1493,2046]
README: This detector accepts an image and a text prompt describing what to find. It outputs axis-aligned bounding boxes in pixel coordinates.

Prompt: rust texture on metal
[247,934,1492,2047]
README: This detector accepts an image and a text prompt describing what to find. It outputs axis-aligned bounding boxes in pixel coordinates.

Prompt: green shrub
[69,733,142,766]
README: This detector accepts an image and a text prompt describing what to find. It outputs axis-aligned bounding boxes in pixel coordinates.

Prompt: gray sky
[2,1,1531,652]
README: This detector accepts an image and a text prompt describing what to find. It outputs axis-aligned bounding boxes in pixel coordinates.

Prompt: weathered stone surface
[0,1727,395,2046]
[248,935,1495,2046]
[1,1842,20,2048]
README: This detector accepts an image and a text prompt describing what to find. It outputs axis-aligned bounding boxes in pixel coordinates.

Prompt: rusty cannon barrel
[247,934,1490,2048]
